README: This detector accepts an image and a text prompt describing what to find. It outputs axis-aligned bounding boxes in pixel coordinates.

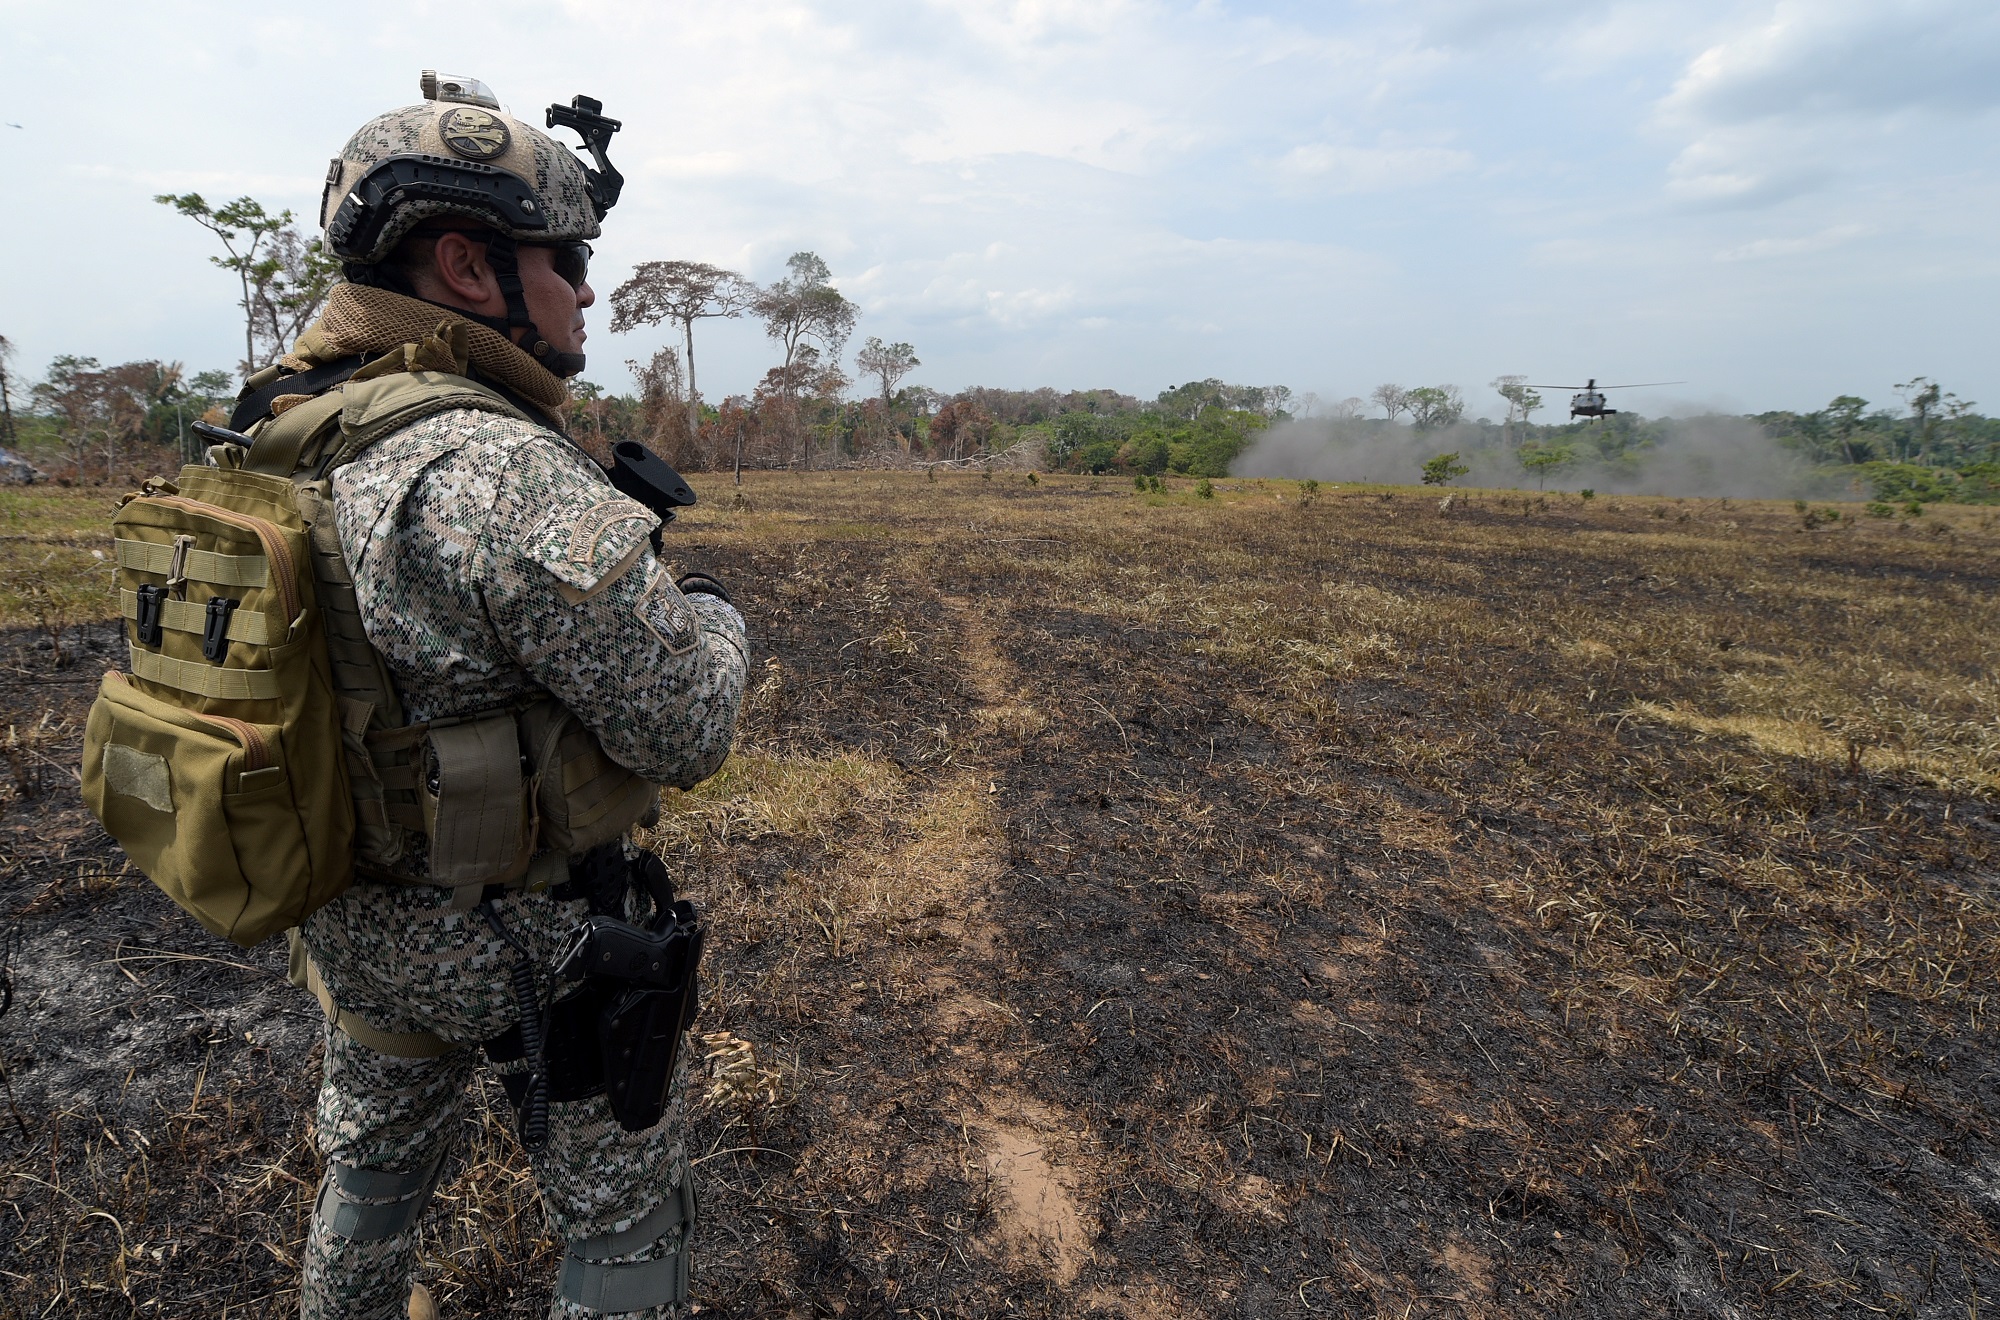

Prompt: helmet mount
[546,95,624,219]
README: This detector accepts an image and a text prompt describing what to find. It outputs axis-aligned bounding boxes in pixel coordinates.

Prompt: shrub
[1420,452,1469,486]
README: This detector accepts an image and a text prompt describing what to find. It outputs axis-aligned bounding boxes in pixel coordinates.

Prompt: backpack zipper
[193,712,273,773]
[106,672,273,772]
[144,497,301,627]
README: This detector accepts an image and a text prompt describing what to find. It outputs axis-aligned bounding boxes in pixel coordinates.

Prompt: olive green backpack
[82,343,658,946]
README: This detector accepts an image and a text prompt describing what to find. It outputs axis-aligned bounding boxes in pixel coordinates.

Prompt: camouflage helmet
[321,72,622,266]
[320,72,625,377]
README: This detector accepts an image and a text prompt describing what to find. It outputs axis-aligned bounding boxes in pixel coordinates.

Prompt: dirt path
[932,594,1098,1289]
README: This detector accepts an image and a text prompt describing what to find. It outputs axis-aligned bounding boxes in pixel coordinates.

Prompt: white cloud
[1274,143,1472,192]
[1715,224,1871,262]
[1655,1,2000,207]
[0,0,1996,412]
[1665,0,2000,123]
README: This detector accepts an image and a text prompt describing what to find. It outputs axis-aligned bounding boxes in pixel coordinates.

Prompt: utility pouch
[420,713,535,887]
[520,700,659,855]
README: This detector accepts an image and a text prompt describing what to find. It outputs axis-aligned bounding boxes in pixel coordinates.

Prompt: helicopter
[1528,378,1685,420]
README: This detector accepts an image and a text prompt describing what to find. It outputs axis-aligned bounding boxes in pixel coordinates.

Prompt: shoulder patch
[563,499,654,570]
[634,563,700,656]
[494,441,660,603]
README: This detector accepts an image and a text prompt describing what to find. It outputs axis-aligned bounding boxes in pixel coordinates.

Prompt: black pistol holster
[486,848,705,1134]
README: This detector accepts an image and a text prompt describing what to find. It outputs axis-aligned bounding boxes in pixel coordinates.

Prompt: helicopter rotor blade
[1524,381,1685,391]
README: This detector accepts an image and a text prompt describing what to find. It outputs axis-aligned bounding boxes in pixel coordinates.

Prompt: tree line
[0,188,1298,484]
[2,189,1992,503]
[1342,375,1999,504]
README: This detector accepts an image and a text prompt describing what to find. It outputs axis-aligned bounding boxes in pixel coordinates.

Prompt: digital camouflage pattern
[324,406,745,762]
[299,405,745,1315]
[302,868,706,1320]
[321,101,602,262]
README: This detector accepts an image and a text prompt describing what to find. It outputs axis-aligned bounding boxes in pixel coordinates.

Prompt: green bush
[1420,452,1469,486]
[1865,462,1959,505]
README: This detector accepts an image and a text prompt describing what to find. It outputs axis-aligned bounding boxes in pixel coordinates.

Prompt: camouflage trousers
[299,879,694,1320]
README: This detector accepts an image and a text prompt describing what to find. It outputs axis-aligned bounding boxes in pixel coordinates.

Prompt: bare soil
[2,474,1997,1318]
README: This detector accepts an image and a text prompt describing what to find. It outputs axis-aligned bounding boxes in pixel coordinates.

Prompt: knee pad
[558,1170,697,1313]
[313,1152,448,1242]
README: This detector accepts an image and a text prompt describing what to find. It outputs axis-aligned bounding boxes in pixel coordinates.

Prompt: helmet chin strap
[344,238,587,380]
[481,234,587,378]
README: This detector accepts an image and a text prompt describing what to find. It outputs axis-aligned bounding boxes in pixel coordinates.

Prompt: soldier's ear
[428,233,506,316]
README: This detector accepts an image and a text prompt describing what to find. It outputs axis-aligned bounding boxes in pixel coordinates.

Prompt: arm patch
[634,563,700,655]
[502,455,660,604]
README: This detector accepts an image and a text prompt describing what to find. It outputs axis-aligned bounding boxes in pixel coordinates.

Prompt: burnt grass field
[0,471,1997,1317]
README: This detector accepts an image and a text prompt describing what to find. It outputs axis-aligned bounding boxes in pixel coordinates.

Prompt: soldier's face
[517,244,595,357]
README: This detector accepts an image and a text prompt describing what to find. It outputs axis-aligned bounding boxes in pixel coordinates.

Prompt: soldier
[240,74,749,1317]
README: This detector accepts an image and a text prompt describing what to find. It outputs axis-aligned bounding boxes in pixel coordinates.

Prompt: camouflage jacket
[332,407,746,787]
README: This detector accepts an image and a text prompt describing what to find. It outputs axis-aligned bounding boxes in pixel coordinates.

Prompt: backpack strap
[243,370,529,480]
[230,354,369,433]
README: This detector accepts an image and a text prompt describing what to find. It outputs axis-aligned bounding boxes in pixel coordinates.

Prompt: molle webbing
[522,703,662,854]
[244,369,532,877]
[292,482,414,866]
[129,647,281,700]
[118,590,275,646]
[239,364,658,886]
[85,465,356,948]
[114,538,268,588]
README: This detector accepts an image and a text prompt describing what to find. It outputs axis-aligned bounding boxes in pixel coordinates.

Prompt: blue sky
[1,0,1995,419]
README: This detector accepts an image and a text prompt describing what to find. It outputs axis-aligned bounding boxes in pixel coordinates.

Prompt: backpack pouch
[83,672,311,946]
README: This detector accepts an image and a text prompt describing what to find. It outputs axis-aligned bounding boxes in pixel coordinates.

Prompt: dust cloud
[1233,415,1853,500]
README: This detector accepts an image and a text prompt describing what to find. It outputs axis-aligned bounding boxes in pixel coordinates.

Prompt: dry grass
[1,472,1997,1316]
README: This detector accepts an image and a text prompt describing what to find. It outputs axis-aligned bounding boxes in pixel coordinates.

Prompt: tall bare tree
[1896,376,1944,462]
[1370,383,1409,422]
[610,261,752,445]
[855,337,919,408]
[751,253,857,468]
[1491,375,1542,446]
[0,335,17,448]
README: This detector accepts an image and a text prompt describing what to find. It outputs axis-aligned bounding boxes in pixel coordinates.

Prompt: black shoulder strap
[229,354,369,432]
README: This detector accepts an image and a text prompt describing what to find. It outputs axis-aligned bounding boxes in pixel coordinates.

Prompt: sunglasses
[527,240,593,290]
[425,230,592,289]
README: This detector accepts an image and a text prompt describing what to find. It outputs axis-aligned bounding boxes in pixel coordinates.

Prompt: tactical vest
[83,355,657,946]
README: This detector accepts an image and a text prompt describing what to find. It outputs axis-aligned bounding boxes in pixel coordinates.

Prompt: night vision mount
[546,94,624,219]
